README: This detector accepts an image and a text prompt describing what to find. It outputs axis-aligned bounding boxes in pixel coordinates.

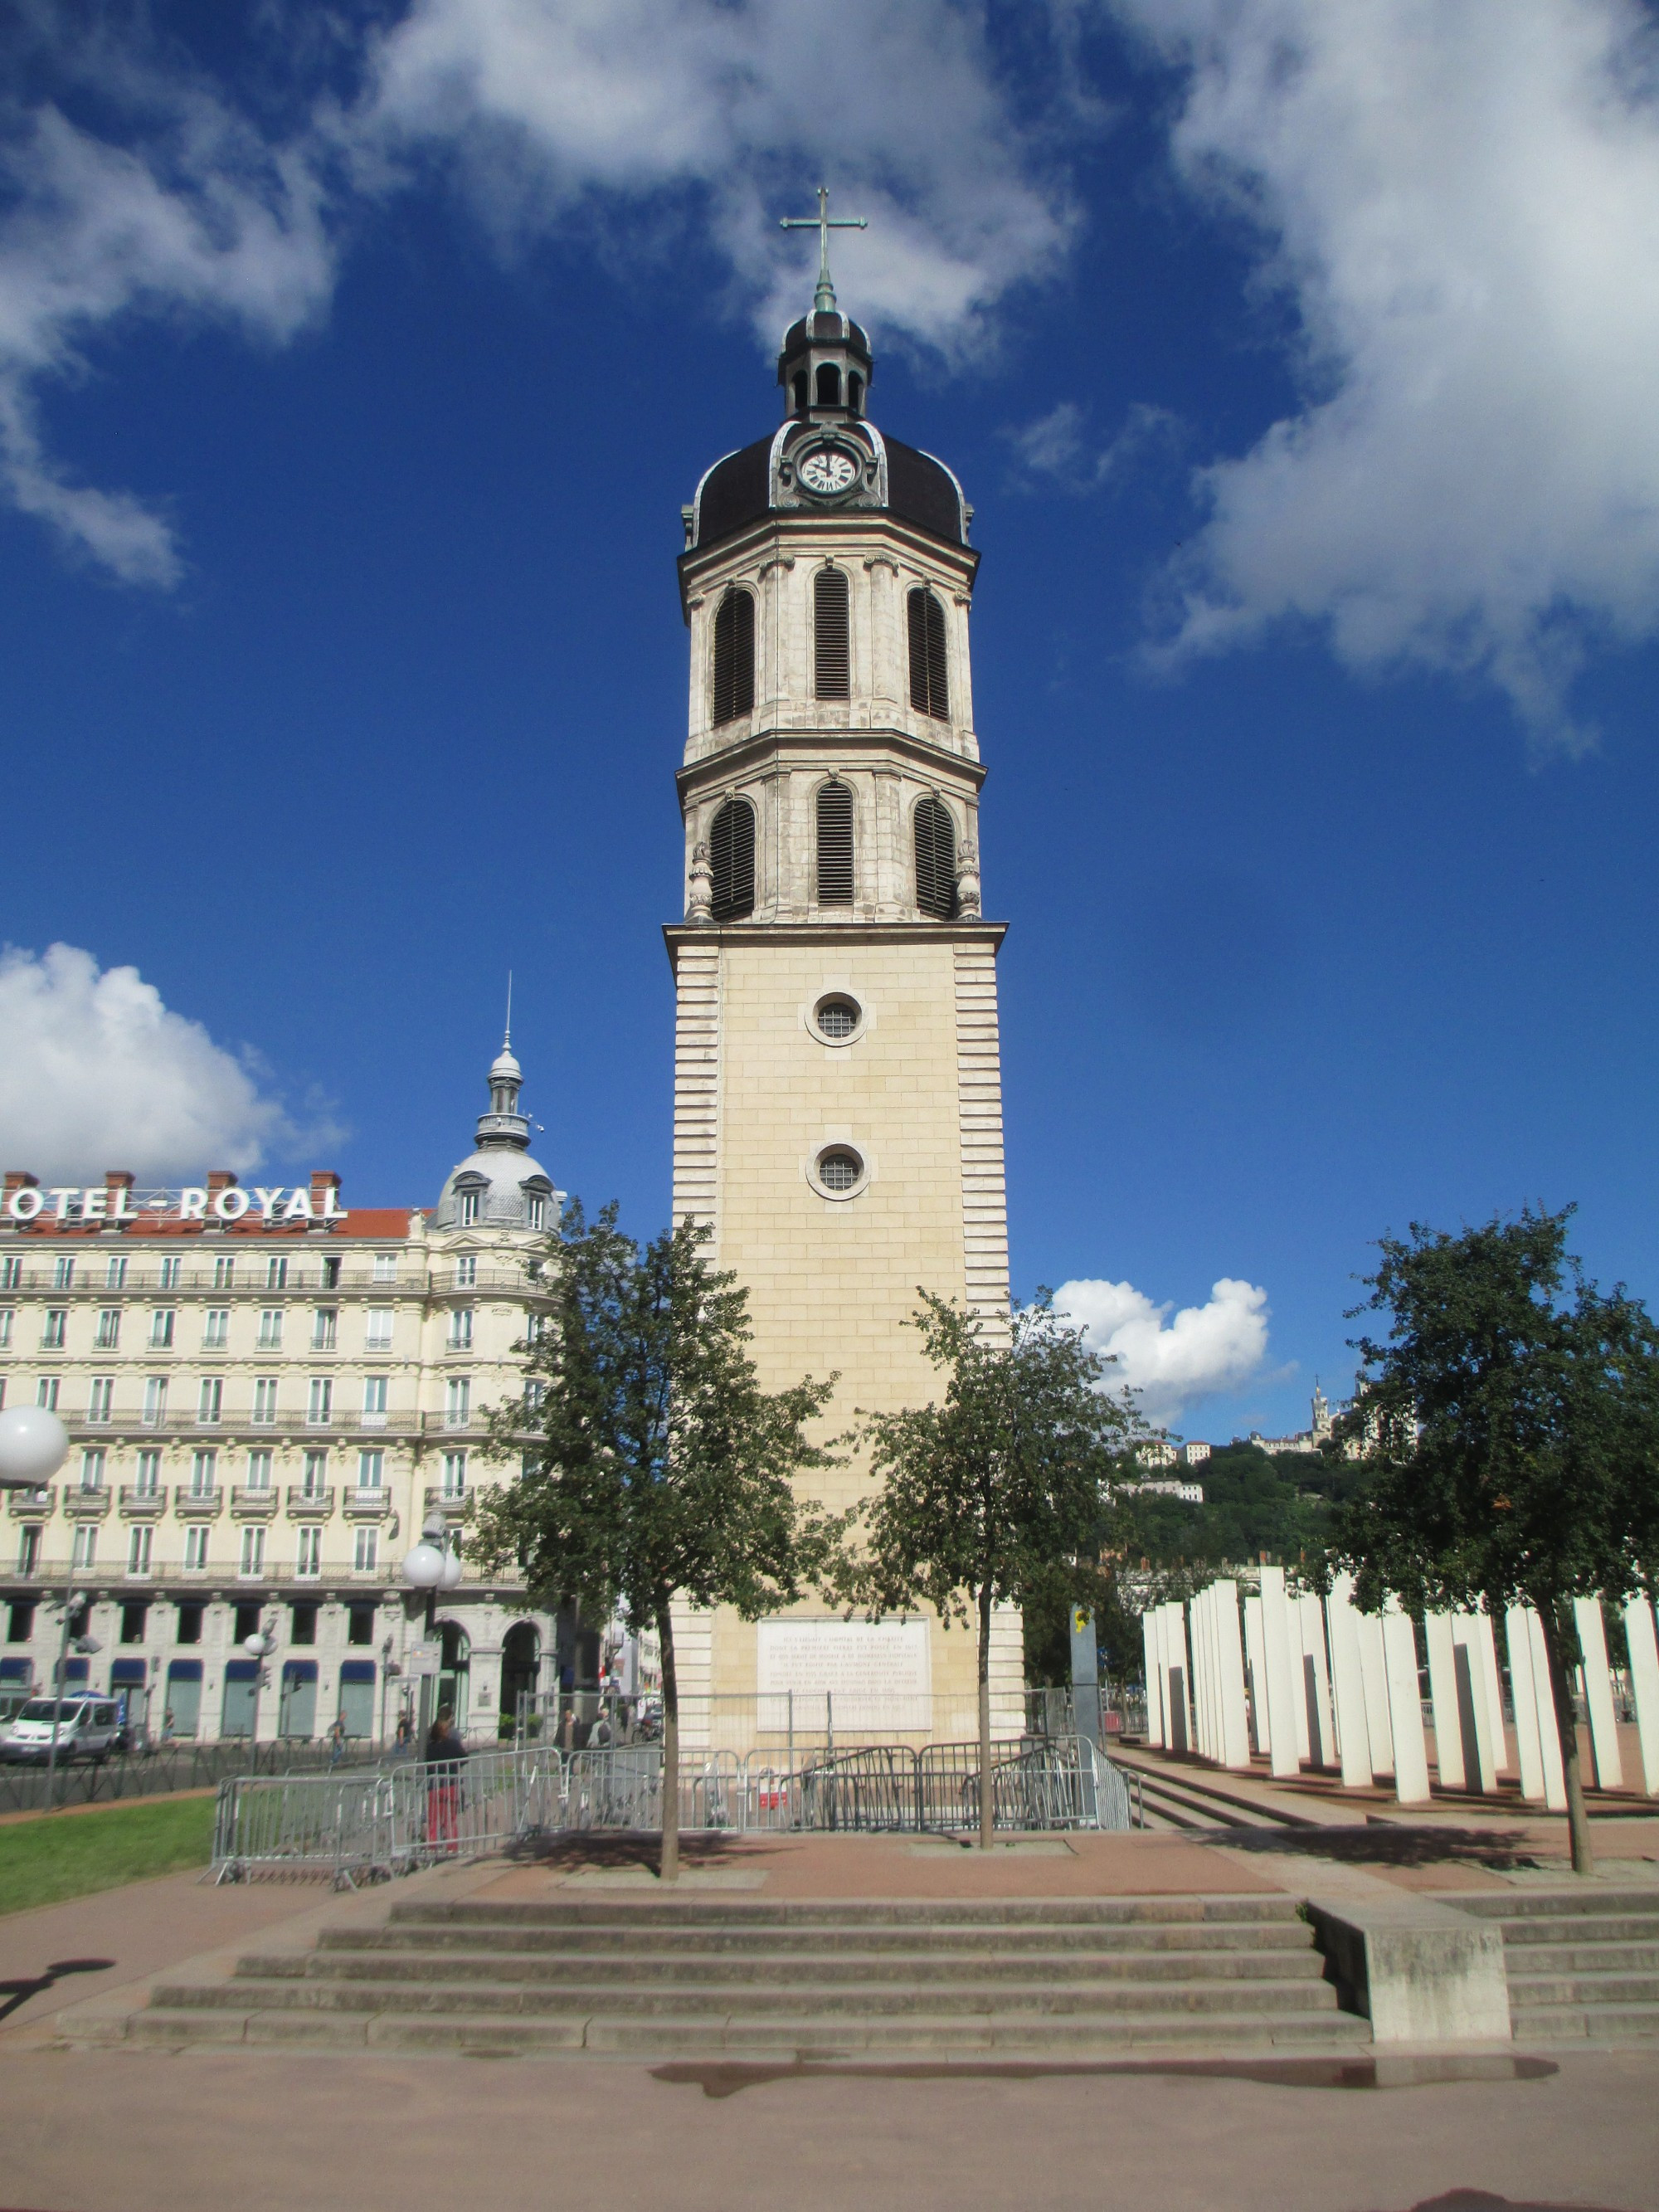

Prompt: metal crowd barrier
[209,1734,1135,1883]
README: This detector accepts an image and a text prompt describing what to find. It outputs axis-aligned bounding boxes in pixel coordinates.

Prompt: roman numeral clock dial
[798,445,858,495]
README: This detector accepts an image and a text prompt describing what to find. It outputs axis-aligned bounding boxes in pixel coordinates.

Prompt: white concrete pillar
[1382,1600,1431,1805]
[1622,1594,1659,1797]
[1258,1568,1302,1781]
[1526,1606,1569,1811]
[1212,1581,1253,1770]
[1325,1574,1374,1789]
[1456,1610,1507,1785]
[1165,1602,1194,1755]
[1243,1595,1269,1756]
[1506,1605,1566,1810]
[1298,1592,1336,1771]
[1141,1609,1163,1747]
[1189,1591,1211,1761]
[1572,1596,1623,1791]
[1424,1610,1466,1791]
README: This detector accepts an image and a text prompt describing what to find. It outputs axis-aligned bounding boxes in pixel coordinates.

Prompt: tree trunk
[1539,1599,1594,1876]
[658,1601,680,1884]
[978,1581,994,1851]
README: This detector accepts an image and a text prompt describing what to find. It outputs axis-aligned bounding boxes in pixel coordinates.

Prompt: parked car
[0,1697,127,1764]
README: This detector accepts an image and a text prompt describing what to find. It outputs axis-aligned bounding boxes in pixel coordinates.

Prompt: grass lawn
[0,1793,218,1916]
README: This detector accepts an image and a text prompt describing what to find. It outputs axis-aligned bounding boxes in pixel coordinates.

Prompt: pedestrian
[394,1713,412,1755]
[424,1707,467,1854]
[328,1714,347,1766]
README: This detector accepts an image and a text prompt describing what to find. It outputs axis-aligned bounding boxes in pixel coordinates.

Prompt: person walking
[424,1708,468,1854]
[328,1714,347,1766]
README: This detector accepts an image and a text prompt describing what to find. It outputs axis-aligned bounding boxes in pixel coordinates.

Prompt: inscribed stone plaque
[756,1620,932,1731]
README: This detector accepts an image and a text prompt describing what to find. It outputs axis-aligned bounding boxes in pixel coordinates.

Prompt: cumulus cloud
[1006,398,1180,490]
[1053,1274,1271,1427]
[0,943,313,1182]
[1110,0,1659,746]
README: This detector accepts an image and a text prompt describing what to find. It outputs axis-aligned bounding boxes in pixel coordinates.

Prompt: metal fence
[0,1736,383,1818]
[209,1734,1134,1883]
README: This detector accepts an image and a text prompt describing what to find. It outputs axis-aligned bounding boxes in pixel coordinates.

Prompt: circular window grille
[815,996,859,1040]
[817,1148,863,1193]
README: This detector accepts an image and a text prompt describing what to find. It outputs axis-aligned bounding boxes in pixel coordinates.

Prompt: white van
[1,1696,126,1764]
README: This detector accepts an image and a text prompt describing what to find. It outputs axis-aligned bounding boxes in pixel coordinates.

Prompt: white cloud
[1111,0,1659,746]
[1053,1274,1271,1427]
[0,943,304,1182]
[1006,397,1180,490]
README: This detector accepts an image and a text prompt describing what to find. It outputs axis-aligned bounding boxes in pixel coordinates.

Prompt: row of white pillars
[1152,1578,1659,1807]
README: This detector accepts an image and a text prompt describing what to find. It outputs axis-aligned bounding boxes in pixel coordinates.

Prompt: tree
[849,1294,1141,1848]
[470,1203,844,1881]
[1335,1206,1659,1874]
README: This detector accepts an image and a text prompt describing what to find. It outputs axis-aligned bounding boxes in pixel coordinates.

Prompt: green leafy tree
[471,1203,844,1881]
[1335,1206,1659,1873]
[849,1294,1142,1848]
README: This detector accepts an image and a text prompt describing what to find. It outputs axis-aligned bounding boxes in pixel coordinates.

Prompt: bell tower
[665,208,1020,1746]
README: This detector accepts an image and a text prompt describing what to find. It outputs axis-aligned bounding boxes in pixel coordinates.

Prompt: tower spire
[504,968,513,1050]
[780,185,867,313]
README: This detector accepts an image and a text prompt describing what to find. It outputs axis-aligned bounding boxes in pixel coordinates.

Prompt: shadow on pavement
[1219,1825,1541,1871]
[654,2054,1559,2100]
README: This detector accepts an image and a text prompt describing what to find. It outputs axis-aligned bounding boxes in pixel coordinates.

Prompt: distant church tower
[666,224,1020,1742]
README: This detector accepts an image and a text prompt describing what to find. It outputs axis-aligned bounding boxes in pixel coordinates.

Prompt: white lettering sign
[2,1182,345,1225]
[756,1620,932,1731]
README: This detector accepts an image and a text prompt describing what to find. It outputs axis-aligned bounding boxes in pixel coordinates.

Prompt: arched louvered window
[709,797,756,922]
[914,795,956,920]
[712,589,755,727]
[815,781,854,906]
[907,587,950,721]
[814,567,850,700]
[848,372,864,414]
[815,363,842,407]
[792,368,809,412]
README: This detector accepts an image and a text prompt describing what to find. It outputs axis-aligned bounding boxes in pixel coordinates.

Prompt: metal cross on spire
[780,186,867,313]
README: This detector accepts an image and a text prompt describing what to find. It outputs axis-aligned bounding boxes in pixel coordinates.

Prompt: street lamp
[243,1620,275,1769]
[0,1408,76,1806]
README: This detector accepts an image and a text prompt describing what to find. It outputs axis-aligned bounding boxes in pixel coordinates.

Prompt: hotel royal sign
[2,1182,347,1225]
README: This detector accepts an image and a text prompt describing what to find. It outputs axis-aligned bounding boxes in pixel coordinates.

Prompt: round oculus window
[817,1148,863,1193]
[815,996,859,1040]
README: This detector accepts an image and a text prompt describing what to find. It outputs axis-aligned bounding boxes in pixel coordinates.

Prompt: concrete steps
[131,1893,1372,2059]
[1457,1888,1659,2041]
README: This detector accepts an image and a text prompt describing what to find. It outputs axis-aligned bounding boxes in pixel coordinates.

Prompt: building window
[177,1602,202,1644]
[312,1308,338,1351]
[143,1376,168,1425]
[8,1598,36,1640]
[42,1308,66,1349]
[455,1255,477,1289]
[0,1310,12,1349]
[54,1255,75,1289]
[458,1191,480,1227]
[322,1255,341,1289]
[445,1380,470,1430]
[365,1308,393,1351]
[86,1377,114,1424]
[190,1449,217,1496]
[441,1449,467,1498]
[135,1449,162,1497]
[257,1309,283,1349]
[812,994,862,1042]
[79,1448,106,1491]
[816,1147,864,1194]
[372,1252,397,1284]
[449,1308,474,1351]
[212,1255,235,1289]
[348,1605,375,1646]
[183,1526,209,1573]
[239,1524,265,1578]
[127,1526,153,1579]
[120,1601,148,1642]
[71,1526,98,1571]
[527,1195,547,1230]
[95,1308,121,1350]
[295,1527,322,1579]
[302,1449,328,1496]
[523,1379,546,1414]
[17,1527,41,1576]
[308,1377,333,1426]
[246,1449,273,1492]
[105,1256,128,1290]
[36,1377,60,1411]
[252,1376,278,1425]
[709,796,756,922]
[203,1308,230,1350]
[353,1527,379,1573]
[150,1308,176,1349]
[1,1255,21,1289]
[362,1376,388,1424]
[711,587,756,725]
[159,1257,182,1290]
[197,1377,223,1424]
[815,780,854,905]
[814,566,851,699]
[357,1448,384,1491]
[266,1255,288,1290]
[914,794,957,920]
[907,586,950,720]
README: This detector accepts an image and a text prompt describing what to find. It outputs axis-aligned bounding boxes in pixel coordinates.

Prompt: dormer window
[459,1189,481,1227]
[712,587,756,725]
[815,363,842,407]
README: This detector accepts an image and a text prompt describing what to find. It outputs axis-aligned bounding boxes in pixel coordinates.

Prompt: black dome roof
[689,431,969,553]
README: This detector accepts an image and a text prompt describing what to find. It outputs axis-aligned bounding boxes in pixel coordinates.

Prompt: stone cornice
[663,918,1007,972]
[677,724,987,802]
[677,511,980,622]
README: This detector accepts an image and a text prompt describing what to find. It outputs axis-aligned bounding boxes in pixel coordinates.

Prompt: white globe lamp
[439,1547,464,1591]
[0,1405,71,1489]
[401,1539,445,1590]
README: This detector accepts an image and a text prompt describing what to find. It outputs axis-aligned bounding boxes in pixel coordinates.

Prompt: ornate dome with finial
[434,1026,557,1232]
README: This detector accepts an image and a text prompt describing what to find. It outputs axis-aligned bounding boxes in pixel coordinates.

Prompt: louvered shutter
[712,590,755,726]
[914,796,956,919]
[815,782,854,905]
[907,588,930,713]
[814,568,850,699]
[709,798,756,921]
[907,587,950,721]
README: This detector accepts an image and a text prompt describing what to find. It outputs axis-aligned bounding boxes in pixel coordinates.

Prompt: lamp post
[0,1407,75,1806]
[243,1620,275,1771]
[402,1514,461,1742]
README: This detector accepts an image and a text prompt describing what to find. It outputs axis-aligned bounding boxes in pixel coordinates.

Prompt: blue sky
[3,1,1658,1443]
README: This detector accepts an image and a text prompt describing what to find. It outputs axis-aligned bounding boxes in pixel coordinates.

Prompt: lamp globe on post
[241,1620,274,1769]
[2,1410,75,1810]
[402,1514,447,1625]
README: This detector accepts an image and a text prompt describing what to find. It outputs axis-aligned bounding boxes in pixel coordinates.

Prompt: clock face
[799,445,859,496]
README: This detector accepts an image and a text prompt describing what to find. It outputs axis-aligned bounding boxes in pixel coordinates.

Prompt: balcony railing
[230,1486,279,1517]
[285,1487,335,1519]
[0,1264,549,1297]
[6,1486,55,1518]
[62,1488,111,1519]
[424,1487,469,1517]
[174,1487,223,1518]
[341,1488,391,1519]
[119,1485,168,1516]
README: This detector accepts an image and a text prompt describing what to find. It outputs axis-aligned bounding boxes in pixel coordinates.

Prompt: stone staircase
[129,1893,1372,2058]
[1457,1888,1659,2042]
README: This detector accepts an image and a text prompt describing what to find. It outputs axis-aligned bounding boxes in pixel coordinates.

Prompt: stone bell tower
[665,217,1020,1744]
